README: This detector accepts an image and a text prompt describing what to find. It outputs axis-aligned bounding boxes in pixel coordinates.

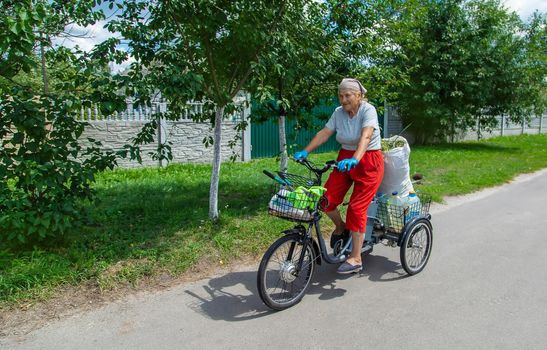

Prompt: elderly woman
[294,78,384,274]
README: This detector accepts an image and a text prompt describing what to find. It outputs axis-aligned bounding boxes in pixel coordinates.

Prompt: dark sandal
[337,261,363,274]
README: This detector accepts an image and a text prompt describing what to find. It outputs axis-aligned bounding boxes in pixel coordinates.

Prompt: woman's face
[338,89,361,114]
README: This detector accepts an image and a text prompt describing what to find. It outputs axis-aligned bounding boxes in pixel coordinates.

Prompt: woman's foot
[329,228,350,248]
[337,260,362,274]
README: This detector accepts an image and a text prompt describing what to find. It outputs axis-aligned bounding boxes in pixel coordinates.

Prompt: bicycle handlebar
[263,170,295,188]
[262,158,336,186]
[262,170,280,182]
[294,157,337,176]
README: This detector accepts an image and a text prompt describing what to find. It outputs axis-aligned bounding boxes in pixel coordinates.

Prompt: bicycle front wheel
[257,233,316,310]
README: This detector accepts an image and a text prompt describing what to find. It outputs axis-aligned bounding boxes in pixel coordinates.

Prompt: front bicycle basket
[376,193,432,233]
[267,172,325,222]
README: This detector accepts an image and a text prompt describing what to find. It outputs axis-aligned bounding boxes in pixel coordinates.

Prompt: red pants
[323,149,384,233]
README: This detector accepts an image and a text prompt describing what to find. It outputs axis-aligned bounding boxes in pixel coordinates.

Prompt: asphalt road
[3,169,547,350]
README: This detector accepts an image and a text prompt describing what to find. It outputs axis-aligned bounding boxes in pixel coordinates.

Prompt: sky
[55,18,136,73]
[55,0,546,73]
[504,0,546,19]
[52,2,133,73]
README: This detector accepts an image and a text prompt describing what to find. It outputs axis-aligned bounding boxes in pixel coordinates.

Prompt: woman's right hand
[293,150,309,160]
[337,157,358,172]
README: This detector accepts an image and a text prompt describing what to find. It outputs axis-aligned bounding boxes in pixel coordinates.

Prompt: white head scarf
[338,78,367,95]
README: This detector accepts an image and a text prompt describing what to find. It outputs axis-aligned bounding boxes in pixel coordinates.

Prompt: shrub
[0,90,119,244]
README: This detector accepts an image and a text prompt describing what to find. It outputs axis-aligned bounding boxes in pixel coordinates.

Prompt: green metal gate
[250,117,339,158]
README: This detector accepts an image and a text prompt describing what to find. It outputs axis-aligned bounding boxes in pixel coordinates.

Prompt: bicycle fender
[282,228,305,236]
[398,216,433,246]
[280,229,321,265]
[311,239,322,266]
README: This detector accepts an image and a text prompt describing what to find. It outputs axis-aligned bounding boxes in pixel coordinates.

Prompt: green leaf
[9,22,19,35]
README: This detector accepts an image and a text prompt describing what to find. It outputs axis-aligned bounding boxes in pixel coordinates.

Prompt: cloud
[109,55,136,74]
[54,1,544,72]
[53,20,116,52]
[504,0,546,20]
[52,20,133,73]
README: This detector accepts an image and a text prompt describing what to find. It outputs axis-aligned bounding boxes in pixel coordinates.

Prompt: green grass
[1,134,546,307]
[409,134,547,201]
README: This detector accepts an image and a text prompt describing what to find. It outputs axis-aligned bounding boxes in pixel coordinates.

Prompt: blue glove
[337,158,358,172]
[293,150,309,160]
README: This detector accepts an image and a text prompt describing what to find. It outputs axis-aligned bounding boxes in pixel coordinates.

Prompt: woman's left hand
[337,158,358,172]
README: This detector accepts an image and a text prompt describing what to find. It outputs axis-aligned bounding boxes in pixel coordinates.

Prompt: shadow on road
[183,253,407,322]
[362,254,408,282]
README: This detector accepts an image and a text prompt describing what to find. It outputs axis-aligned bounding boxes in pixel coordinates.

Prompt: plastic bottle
[387,191,406,231]
[365,197,379,242]
[405,192,422,223]
[269,189,311,221]
[374,192,388,225]
[367,194,380,217]
[270,189,294,211]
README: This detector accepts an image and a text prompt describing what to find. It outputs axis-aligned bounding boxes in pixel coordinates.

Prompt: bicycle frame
[276,158,373,268]
[290,213,374,269]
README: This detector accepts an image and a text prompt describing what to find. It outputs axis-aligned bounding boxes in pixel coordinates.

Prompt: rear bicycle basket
[266,172,323,222]
[376,193,432,234]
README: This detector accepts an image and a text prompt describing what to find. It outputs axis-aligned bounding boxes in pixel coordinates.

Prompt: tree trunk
[40,34,49,95]
[450,114,455,143]
[209,105,225,221]
[278,114,288,173]
[39,32,53,134]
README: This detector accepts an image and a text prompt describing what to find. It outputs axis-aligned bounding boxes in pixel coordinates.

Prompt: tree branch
[230,63,254,100]
[228,60,242,94]
[164,0,212,98]
[278,76,285,116]
[266,101,279,113]
[0,75,33,91]
[229,1,288,99]
[293,82,316,113]
[203,37,222,102]
[39,32,50,95]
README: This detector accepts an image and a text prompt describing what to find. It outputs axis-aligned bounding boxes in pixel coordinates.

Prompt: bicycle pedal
[361,244,373,255]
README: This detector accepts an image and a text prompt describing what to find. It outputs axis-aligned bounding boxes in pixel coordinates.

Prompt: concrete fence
[383,105,545,142]
[78,99,213,122]
[79,98,543,168]
[462,114,545,141]
[79,96,252,168]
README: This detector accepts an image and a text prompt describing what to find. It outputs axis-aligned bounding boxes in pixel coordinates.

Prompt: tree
[326,0,420,102]
[463,0,545,137]
[252,0,416,170]
[0,1,126,244]
[514,11,546,119]
[392,0,545,143]
[392,0,473,143]
[251,1,342,172]
[111,0,315,221]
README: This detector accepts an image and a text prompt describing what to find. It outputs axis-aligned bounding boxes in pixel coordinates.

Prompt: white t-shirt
[325,102,381,151]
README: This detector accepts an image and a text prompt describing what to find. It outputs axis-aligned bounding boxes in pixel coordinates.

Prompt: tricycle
[258,158,433,310]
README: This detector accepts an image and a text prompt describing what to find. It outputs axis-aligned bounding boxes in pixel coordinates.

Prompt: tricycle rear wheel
[400,219,433,275]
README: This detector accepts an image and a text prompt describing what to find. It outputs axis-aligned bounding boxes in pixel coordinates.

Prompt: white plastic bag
[379,136,414,197]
